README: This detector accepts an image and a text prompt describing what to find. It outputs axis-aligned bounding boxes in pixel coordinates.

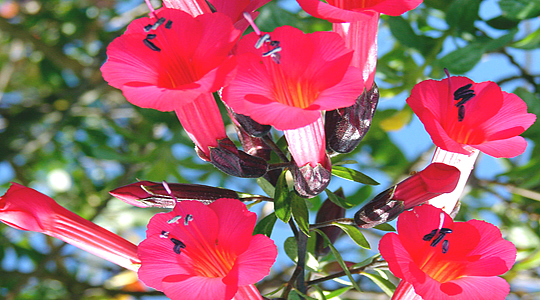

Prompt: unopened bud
[354,186,404,228]
[315,188,346,256]
[109,181,239,208]
[231,111,272,137]
[325,83,379,154]
[210,138,268,178]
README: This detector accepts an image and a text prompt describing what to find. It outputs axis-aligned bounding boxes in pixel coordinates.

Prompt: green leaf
[332,223,371,249]
[325,188,354,209]
[253,212,277,237]
[486,16,520,30]
[500,0,540,20]
[446,0,480,33]
[512,27,540,49]
[291,194,310,236]
[385,16,437,56]
[275,170,292,223]
[332,166,379,185]
[360,272,396,297]
[373,223,396,232]
[438,43,485,74]
[484,28,518,52]
[312,229,362,292]
[323,287,352,299]
[284,236,298,263]
[256,177,275,198]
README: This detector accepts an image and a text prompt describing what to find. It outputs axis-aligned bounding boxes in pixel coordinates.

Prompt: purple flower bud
[231,111,272,137]
[109,181,239,208]
[315,188,346,256]
[209,138,268,178]
[291,158,331,198]
[325,83,379,154]
[354,186,404,228]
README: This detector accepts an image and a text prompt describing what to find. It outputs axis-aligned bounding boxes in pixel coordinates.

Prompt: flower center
[269,65,320,109]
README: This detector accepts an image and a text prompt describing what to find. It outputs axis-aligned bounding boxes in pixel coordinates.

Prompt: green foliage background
[0,0,539,299]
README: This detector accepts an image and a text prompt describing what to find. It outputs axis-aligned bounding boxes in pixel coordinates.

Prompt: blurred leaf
[499,0,540,20]
[332,166,379,185]
[275,170,292,223]
[257,177,276,198]
[438,42,485,74]
[486,16,520,30]
[380,109,412,132]
[323,287,352,299]
[446,0,480,33]
[332,223,371,249]
[253,212,277,237]
[385,16,437,56]
[512,27,540,49]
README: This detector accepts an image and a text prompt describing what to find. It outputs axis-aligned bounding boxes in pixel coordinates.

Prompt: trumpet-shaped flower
[101,8,240,111]
[407,76,536,158]
[379,204,516,300]
[0,183,140,271]
[137,198,277,300]
[296,0,423,22]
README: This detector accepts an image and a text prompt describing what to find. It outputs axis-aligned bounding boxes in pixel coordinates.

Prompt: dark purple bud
[325,83,379,154]
[228,108,271,137]
[210,138,268,178]
[354,186,405,228]
[109,181,239,208]
[291,160,331,198]
[315,188,346,256]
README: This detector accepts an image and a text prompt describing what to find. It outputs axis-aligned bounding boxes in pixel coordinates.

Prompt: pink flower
[296,0,423,22]
[379,204,516,300]
[101,8,240,111]
[0,183,140,271]
[407,76,536,158]
[354,163,460,228]
[137,198,277,300]
[223,25,363,131]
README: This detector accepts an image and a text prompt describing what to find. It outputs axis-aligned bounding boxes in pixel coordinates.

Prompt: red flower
[101,8,240,111]
[0,183,140,271]
[296,0,423,22]
[223,26,363,131]
[137,198,277,300]
[407,76,536,158]
[379,205,516,300]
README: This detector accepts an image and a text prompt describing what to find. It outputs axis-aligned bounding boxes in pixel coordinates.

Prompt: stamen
[439,228,452,234]
[144,0,158,19]
[438,212,445,230]
[162,181,178,203]
[453,84,473,98]
[151,17,166,30]
[262,46,282,57]
[144,24,153,32]
[255,34,271,49]
[146,34,157,39]
[165,20,173,29]
[458,105,465,122]
[243,12,261,36]
[423,229,438,241]
[184,214,194,225]
[442,240,449,254]
[205,0,217,13]
[167,215,182,224]
[160,230,170,238]
[170,238,186,254]
[143,39,161,52]
[430,231,446,247]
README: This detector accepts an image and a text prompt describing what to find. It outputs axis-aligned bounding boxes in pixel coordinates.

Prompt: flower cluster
[1,0,536,300]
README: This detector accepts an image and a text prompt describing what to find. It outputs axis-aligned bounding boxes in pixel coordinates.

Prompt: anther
[270,40,280,47]
[262,46,282,57]
[454,84,473,97]
[423,229,438,241]
[442,240,449,254]
[205,0,217,13]
[151,17,166,30]
[144,24,153,32]
[255,34,271,49]
[165,20,173,29]
[184,214,194,225]
[430,231,446,247]
[170,238,186,254]
[146,34,157,39]
[458,105,465,122]
[160,230,169,238]
[439,228,452,234]
[143,39,161,52]
[167,215,182,224]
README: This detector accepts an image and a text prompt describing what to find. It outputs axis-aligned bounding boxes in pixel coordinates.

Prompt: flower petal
[473,136,529,158]
[162,274,237,300]
[231,234,277,286]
